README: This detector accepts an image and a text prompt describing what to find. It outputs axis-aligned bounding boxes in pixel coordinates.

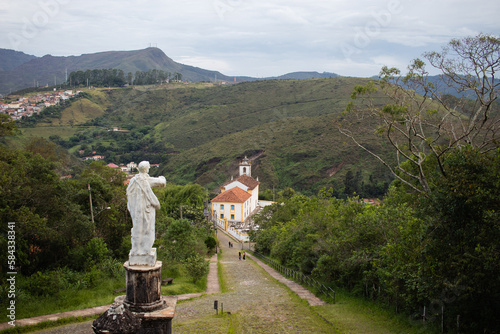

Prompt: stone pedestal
[124,261,164,312]
[93,261,176,334]
[129,247,157,266]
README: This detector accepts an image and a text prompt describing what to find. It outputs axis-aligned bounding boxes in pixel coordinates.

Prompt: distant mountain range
[0,47,339,95]
[0,49,37,72]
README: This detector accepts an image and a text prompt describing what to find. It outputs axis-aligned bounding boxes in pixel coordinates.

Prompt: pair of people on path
[238,251,246,260]
[228,241,234,248]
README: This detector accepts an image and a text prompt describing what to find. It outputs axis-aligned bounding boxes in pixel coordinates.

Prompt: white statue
[126,161,166,266]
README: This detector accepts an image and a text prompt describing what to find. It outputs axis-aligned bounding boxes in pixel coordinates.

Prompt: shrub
[99,257,125,279]
[68,237,111,271]
[84,237,111,265]
[185,254,208,283]
[204,236,217,251]
[22,269,67,296]
[83,264,102,288]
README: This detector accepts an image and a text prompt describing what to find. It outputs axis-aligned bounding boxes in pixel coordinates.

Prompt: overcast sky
[1,0,499,78]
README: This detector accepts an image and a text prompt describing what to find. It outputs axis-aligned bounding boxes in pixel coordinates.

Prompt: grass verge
[14,277,122,320]
[217,250,228,293]
[160,274,206,296]
[0,315,98,334]
[313,289,441,334]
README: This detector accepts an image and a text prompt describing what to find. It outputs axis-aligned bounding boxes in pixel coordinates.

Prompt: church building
[211,156,260,224]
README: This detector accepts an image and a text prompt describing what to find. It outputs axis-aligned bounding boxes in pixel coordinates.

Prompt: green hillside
[0,48,236,94]
[16,77,394,197]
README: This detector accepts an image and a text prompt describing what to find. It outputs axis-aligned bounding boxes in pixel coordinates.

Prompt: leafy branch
[339,34,500,195]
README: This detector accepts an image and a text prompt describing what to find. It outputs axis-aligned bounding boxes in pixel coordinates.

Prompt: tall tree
[340,34,500,195]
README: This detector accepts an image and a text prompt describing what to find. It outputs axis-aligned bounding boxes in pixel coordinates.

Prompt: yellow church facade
[211,157,260,225]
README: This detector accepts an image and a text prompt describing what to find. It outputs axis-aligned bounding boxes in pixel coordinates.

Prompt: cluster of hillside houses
[106,162,159,174]
[0,90,80,120]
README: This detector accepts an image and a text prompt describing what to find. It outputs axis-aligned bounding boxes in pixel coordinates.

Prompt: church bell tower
[239,156,251,177]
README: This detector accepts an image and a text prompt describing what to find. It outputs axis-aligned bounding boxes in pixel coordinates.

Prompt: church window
[220,213,224,219]
[220,204,224,210]
[231,205,235,211]
[231,214,235,220]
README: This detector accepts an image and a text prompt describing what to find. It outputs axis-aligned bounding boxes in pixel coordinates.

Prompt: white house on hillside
[211,156,260,225]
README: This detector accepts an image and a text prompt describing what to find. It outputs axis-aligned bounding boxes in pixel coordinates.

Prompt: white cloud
[1,0,499,77]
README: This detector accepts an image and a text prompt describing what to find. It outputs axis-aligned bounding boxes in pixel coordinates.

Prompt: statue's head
[138,161,150,173]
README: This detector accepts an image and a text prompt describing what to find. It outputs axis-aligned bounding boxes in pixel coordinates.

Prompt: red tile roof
[222,174,260,190]
[212,187,251,203]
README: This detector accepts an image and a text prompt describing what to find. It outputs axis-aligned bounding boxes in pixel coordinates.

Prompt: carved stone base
[92,261,176,334]
[92,302,141,333]
[124,261,164,312]
[129,247,157,266]
[92,296,177,334]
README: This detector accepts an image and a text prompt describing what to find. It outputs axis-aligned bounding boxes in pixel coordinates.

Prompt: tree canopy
[67,68,179,87]
[340,33,500,195]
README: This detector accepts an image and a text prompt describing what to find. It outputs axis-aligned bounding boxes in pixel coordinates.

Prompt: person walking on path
[238,251,241,260]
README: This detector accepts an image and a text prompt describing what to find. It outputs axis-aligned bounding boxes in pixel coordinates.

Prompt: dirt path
[247,253,325,307]
[172,232,334,333]
[205,253,220,295]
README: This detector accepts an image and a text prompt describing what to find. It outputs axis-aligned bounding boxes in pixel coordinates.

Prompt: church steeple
[239,156,251,177]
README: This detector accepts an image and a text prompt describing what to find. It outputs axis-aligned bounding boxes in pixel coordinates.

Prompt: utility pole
[88,184,95,230]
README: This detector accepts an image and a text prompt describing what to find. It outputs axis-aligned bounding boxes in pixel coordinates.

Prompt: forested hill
[0,47,340,95]
[16,77,394,197]
[0,48,232,94]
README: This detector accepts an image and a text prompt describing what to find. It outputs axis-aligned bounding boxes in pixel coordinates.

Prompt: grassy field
[170,235,432,334]
[18,126,95,140]
[52,99,105,126]
[15,277,123,320]
[313,291,439,334]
